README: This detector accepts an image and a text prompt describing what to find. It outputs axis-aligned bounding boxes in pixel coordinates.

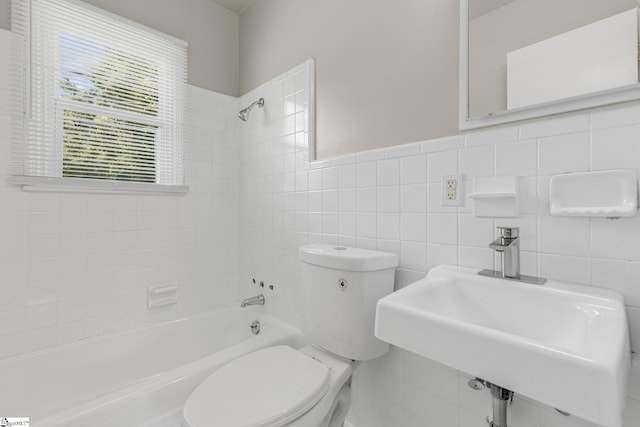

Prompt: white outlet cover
[441,174,464,206]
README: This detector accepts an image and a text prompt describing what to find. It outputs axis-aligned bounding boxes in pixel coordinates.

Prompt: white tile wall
[0,84,240,358]
[237,75,640,427]
[3,45,640,427]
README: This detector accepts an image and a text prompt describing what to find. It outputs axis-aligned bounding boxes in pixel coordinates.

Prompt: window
[11,0,188,193]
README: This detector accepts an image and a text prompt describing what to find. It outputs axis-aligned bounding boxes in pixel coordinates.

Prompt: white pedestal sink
[375,265,630,427]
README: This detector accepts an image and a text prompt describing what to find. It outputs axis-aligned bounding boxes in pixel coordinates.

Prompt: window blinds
[11,0,187,191]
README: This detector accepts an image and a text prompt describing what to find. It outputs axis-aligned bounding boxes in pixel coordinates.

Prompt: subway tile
[538,132,589,176]
[377,186,400,213]
[357,188,377,212]
[357,162,377,187]
[322,190,339,212]
[465,125,519,147]
[428,214,457,245]
[339,212,357,237]
[402,351,458,403]
[307,212,322,234]
[459,145,494,179]
[308,191,323,212]
[385,142,421,159]
[356,213,377,238]
[427,150,459,183]
[400,241,427,271]
[421,135,465,153]
[427,244,458,270]
[330,153,356,166]
[308,169,323,190]
[591,259,640,307]
[591,102,640,130]
[591,216,640,261]
[401,213,427,243]
[539,254,589,285]
[539,215,590,257]
[401,184,427,213]
[295,171,308,191]
[322,213,339,235]
[508,396,541,427]
[459,215,494,248]
[377,213,400,241]
[495,139,537,177]
[621,397,640,427]
[356,148,385,163]
[591,124,640,170]
[377,159,400,186]
[339,164,357,188]
[339,189,357,212]
[322,167,339,190]
[459,245,493,270]
[400,154,427,185]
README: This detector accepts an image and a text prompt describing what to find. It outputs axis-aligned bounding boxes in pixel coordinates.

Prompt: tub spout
[241,294,265,308]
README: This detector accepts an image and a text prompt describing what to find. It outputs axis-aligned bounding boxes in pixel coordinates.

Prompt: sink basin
[375,265,630,427]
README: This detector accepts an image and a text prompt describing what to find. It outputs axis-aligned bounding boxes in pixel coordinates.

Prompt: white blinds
[11,0,187,188]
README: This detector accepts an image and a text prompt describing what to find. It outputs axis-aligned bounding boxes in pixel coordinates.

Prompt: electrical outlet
[442,174,463,206]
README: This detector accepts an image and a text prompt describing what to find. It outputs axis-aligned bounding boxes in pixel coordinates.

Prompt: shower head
[238,98,264,122]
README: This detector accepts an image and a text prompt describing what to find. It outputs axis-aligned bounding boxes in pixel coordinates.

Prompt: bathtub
[0,307,300,427]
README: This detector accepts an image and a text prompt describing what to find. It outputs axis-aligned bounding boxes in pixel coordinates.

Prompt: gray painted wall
[239,0,460,159]
[0,0,240,95]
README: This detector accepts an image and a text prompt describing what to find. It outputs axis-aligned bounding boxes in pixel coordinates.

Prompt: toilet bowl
[182,245,397,427]
[182,345,356,427]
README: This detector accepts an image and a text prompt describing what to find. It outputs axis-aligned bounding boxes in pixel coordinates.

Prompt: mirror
[460,0,640,130]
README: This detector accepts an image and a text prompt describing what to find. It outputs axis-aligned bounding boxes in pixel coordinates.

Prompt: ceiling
[469,0,516,19]
[208,0,254,14]
[210,0,515,18]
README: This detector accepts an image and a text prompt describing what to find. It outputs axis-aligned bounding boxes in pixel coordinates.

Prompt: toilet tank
[298,244,397,361]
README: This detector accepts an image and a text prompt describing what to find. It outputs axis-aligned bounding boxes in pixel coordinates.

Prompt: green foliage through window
[59,37,160,183]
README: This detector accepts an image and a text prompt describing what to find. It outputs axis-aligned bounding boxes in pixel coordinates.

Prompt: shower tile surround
[0,83,241,357]
[1,48,640,426]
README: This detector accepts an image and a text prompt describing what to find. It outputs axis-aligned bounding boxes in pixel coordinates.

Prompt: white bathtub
[0,307,300,427]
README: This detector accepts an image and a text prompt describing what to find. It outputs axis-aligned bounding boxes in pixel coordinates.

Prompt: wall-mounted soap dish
[549,170,638,218]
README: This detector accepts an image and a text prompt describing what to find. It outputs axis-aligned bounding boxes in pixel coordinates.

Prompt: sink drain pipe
[467,378,513,427]
[489,383,513,427]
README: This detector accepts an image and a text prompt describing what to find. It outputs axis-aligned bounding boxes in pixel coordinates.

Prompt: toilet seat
[183,345,331,427]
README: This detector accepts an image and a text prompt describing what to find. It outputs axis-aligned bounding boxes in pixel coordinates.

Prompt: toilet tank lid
[298,244,398,272]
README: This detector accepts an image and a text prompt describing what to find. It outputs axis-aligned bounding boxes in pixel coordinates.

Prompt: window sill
[8,176,189,195]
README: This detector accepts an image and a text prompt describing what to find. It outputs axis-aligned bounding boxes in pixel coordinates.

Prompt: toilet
[182,244,398,427]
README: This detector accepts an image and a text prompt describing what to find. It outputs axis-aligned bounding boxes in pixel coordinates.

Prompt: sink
[375,265,630,427]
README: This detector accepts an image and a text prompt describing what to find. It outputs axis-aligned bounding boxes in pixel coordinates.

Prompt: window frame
[11,0,188,195]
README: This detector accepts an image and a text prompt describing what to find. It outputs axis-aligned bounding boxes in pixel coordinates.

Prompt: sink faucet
[480,227,546,285]
[240,294,265,308]
[489,227,520,279]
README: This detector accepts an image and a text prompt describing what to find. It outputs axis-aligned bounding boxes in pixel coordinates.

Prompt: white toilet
[182,244,397,427]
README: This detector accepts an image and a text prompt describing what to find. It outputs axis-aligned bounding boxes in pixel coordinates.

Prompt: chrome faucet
[479,227,546,285]
[240,294,265,308]
[489,227,520,279]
